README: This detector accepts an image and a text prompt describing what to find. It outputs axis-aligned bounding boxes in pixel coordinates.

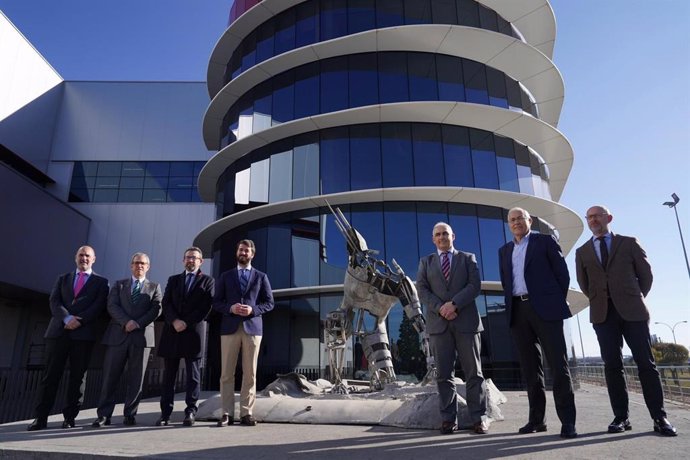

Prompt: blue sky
[1,0,688,355]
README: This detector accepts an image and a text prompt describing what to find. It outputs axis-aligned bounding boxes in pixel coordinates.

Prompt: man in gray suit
[576,205,676,436]
[417,222,488,435]
[92,252,162,427]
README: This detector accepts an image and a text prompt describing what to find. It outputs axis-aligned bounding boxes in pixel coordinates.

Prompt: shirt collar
[591,232,611,242]
[131,276,146,284]
[237,264,252,271]
[513,231,531,245]
[76,269,93,276]
[185,270,199,276]
[437,247,454,256]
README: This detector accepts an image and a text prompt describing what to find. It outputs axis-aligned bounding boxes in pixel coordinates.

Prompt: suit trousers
[430,328,487,424]
[159,357,202,418]
[220,327,262,417]
[511,299,576,425]
[35,335,94,421]
[97,336,151,418]
[593,301,666,419]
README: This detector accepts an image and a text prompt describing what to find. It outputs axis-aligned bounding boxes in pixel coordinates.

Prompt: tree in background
[396,315,427,380]
[652,342,689,365]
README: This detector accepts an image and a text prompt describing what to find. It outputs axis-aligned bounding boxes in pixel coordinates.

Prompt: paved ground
[0,383,688,459]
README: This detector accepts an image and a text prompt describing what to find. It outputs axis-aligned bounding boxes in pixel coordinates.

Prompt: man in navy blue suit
[213,239,274,427]
[498,207,577,439]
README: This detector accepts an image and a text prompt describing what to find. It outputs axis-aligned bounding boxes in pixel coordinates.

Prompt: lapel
[66,272,76,303]
[608,232,622,265]
[524,233,537,266]
[585,238,604,269]
[449,249,460,282]
[179,272,188,297]
[123,278,134,308]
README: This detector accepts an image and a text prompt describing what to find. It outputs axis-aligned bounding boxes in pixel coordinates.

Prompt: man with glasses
[92,253,162,427]
[155,247,214,427]
[576,205,677,436]
[498,207,577,439]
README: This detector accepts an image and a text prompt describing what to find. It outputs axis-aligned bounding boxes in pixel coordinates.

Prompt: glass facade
[221,52,537,147]
[69,161,205,203]
[225,0,520,84]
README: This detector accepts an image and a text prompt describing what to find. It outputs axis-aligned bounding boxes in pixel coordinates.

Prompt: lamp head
[663,193,680,208]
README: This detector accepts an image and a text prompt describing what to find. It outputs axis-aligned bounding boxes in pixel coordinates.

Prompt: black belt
[513,294,529,302]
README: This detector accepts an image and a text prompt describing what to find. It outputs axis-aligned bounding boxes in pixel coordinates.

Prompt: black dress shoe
[155,417,170,426]
[473,420,489,434]
[123,416,136,426]
[518,422,547,434]
[91,416,111,428]
[560,423,578,439]
[183,412,195,426]
[62,419,76,429]
[440,421,457,434]
[217,413,232,427]
[608,417,631,433]
[27,419,47,431]
[654,417,678,436]
[240,415,257,426]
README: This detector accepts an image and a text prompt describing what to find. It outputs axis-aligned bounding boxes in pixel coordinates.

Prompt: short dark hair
[236,239,256,253]
[184,246,203,258]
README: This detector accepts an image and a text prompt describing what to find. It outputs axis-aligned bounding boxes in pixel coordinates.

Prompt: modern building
[196,0,586,388]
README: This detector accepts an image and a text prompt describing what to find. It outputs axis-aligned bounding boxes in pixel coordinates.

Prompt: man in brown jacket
[575,205,676,436]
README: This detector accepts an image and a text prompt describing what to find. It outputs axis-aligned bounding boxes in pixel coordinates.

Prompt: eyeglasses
[585,213,608,220]
[184,256,201,260]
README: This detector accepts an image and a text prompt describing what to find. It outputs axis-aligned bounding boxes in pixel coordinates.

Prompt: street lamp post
[654,320,688,344]
[662,193,690,279]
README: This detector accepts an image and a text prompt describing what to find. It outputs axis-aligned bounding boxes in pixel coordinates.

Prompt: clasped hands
[439,301,458,321]
[64,316,83,330]
[231,303,253,317]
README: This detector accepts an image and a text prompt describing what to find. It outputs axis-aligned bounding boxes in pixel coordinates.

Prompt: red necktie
[74,272,86,297]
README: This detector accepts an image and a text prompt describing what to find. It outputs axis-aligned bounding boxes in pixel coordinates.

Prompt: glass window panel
[295,1,317,47]
[193,162,205,176]
[167,188,192,202]
[237,93,254,139]
[144,176,168,189]
[487,67,508,108]
[348,0,376,34]
[478,4,498,31]
[383,202,418,276]
[143,189,167,203]
[320,127,350,194]
[292,236,320,287]
[497,15,513,37]
[505,77,522,110]
[322,213,349,269]
[456,0,479,27]
[229,51,242,81]
[272,70,295,125]
[437,54,465,102]
[320,0,348,40]
[348,53,378,108]
[477,206,505,281]
[495,136,519,192]
[266,225,292,289]
[293,139,319,198]
[442,125,474,187]
[416,202,447,257]
[269,150,293,202]
[381,123,413,187]
[117,189,143,202]
[253,82,273,132]
[521,83,535,115]
[191,188,202,202]
[145,162,170,177]
[73,161,98,176]
[463,59,489,104]
[376,0,404,28]
[378,52,408,103]
[404,0,432,24]
[320,57,349,113]
[97,162,122,176]
[448,203,481,276]
[274,8,296,55]
[169,176,194,189]
[93,189,118,202]
[170,162,194,176]
[412,123,444,186]
[256,20,275,63]
[294,62,320,119]
[351,206,385,262]
[432,0,457,24]
[120,162,145,176]
[408,53,438,101]
[250,158,270,203]
[71,176,95,189]
[120,177,144,188]
[241,30,257,72]
[349,124,382,190]
[235,168,250,205]
[69,188,92,202]
[95,176,120,189]
[470,129,498,189]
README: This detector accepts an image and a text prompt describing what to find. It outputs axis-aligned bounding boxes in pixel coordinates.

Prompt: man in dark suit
[212,239,274,427]
[498,207,577,439]
[28,246,109,431]
[576,205,677,436]
[417,222,488,435]
[91,252,162,427]
[155,246,214,427]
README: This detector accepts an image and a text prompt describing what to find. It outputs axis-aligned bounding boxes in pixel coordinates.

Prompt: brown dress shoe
[240,415,257,426]
[217,414,233,427]
[440,421,457,434]
[473,420,489,434]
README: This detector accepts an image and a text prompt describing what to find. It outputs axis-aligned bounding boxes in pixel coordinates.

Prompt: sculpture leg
[361,321,396,390]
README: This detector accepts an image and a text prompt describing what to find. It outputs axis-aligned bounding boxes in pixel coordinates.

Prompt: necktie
[185,273,195,293]
[441,252,450,281]
[74,272,86,297]
[597,236,609,269]
[131,279,141,304]
[239,269,249,293]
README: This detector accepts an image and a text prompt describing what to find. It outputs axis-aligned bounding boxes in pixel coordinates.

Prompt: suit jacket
[416,249,482,334]
[46,271,109,341]
[102,278,162,348]
[212,267,274,336]
[499,232,571,325]
[158,271,214,359]
[575,233,652,324]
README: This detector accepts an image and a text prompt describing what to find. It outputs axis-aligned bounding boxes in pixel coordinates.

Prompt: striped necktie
[239,269,249,293]
[131,279,141,304]
[441,252,450,281]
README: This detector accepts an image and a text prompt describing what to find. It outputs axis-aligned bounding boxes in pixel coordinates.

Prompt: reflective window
[350,124,382,190]
[381,123,413,187]
[321,127,350,194]
[69,161,205,203]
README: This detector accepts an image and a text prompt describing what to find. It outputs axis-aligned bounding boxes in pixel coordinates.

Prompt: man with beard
[213,239,274,427]
[155,247,214,427]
